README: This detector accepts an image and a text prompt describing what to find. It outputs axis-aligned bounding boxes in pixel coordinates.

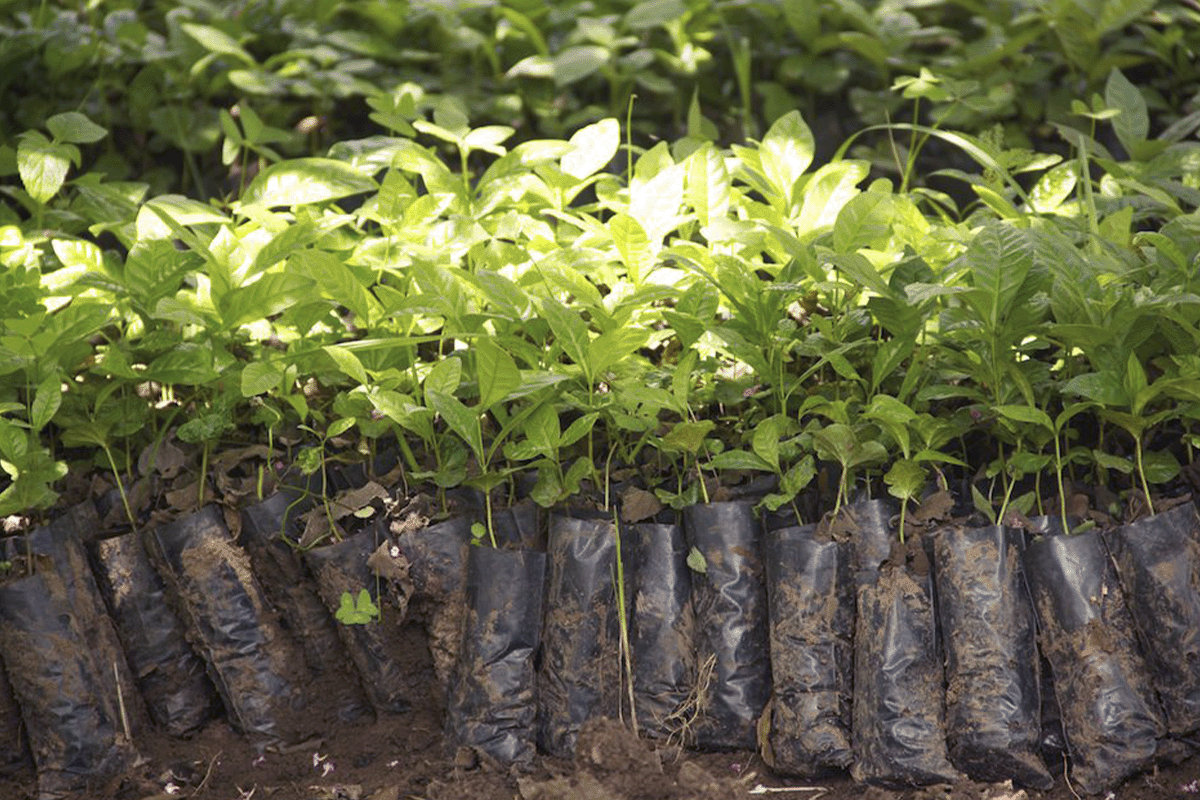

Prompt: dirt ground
[1,620,1197,800]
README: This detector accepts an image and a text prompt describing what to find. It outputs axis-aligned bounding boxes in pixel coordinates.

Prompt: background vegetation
[2,0,1199,538]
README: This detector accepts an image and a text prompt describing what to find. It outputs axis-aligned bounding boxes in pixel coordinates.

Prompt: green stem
[198,442,209,508]
[611,509,637,735]
[1135,437,1155,517]
[101,444,137,532]
[1055,431,1069,534]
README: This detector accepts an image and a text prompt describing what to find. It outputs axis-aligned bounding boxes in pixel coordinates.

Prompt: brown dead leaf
[619,487,662,523]
[298,509,344,548]
[165,480,215,512]
[212,444,275,473]
[138,440,187,479]
[911,490,953,525]
[329,481,390,521]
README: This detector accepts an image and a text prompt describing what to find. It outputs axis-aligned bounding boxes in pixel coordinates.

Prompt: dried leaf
[330,481,390,521]
[138,440,187,479]
[619,486,662,523]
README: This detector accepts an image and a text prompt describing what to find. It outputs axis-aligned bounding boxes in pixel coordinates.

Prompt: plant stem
[611,509,638,736]
[1135,437,1155,516]
[101,444,137,532]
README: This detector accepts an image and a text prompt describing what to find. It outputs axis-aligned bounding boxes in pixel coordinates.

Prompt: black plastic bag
[0,662,30,778]
[1104,500,1200,735]
[683,501,771,750]
[0,568,138,796]
[2,504,147,736]
[852,529,960,786]
[304,525,410,715]
[933,524,1051,788]
[392,516,475,689]
[90,531,220,736]
[145,505,310,747]
[1024,529,1165,794]
[629,521,695,739]
[537,514,622,756]
[240,491,373,723]
[447,545,546,765]
[762,523,854,775]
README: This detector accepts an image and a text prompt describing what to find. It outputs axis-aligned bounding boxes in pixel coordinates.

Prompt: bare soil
[2,620,1198,800]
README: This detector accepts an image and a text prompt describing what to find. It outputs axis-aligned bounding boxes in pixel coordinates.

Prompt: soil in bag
[145,504,311,748]
[447,545,546,765]
[90,531,220,737]
[0,566,139,797]
[629,521,695,740]
[537,514,623,756]
[762,523,854,776]
[1024,529,1165,794]
[240,491,373,723]
[683,501,771,750]
[933,524,1052,788]
[0,662,30,778]
[304,522,411,715]
[386,516,476,692]
[1103,500,1200,735]
[851,533,960,786]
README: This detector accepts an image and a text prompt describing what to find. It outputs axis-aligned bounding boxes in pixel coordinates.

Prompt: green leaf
[1142,449,1180,485]
[660,419,715,455]
[994,404,1053,431]
[610,213,654,280]
[243,158,378,208]
[971,484,997,524]
[961,222,1034,330]
[781,455,816,494]
[834,191,894,254]
[1105,68,1149,152]
[334,588,380,625]
[180,22,256,65]
[46,112,107,144]
[241,361,283,397]
[685,143,731,229]
[587,327,648,378]
[796,160,868,239]
[551,45,609,87]
[885,459,926,502]
[540,297,591,375]
[30,375,62,433]
[327,417,356,438]
[751,415,785,473]
[424,358,462,402]
[759,110,814,207]
[475,339,520,411]
[324,344,370,386]
[624,0,687,29]
[709,450,775,472]
[686,546,707,574]
[17,131,73,204]
[560,412,599,448]
[561,118,619,180]
[427,390,483,460]
[1063,371,1127,406]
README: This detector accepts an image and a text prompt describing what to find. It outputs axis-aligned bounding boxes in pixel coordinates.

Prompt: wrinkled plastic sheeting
[933,525,1051,788]
[1104,501,1200,735]
[683,501,771,750]
[0,570,138,796]
[447,546,546,765]
[1025,530,1165,794]
[630,522,695,739]
[305,527,410,715]
[91,532,220,736]
[2,504,146,735]
[763,523,854,775]
[145,505,310,748]
[851,558,961,786]
[537,514,622,756]
[241,491,373,724]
